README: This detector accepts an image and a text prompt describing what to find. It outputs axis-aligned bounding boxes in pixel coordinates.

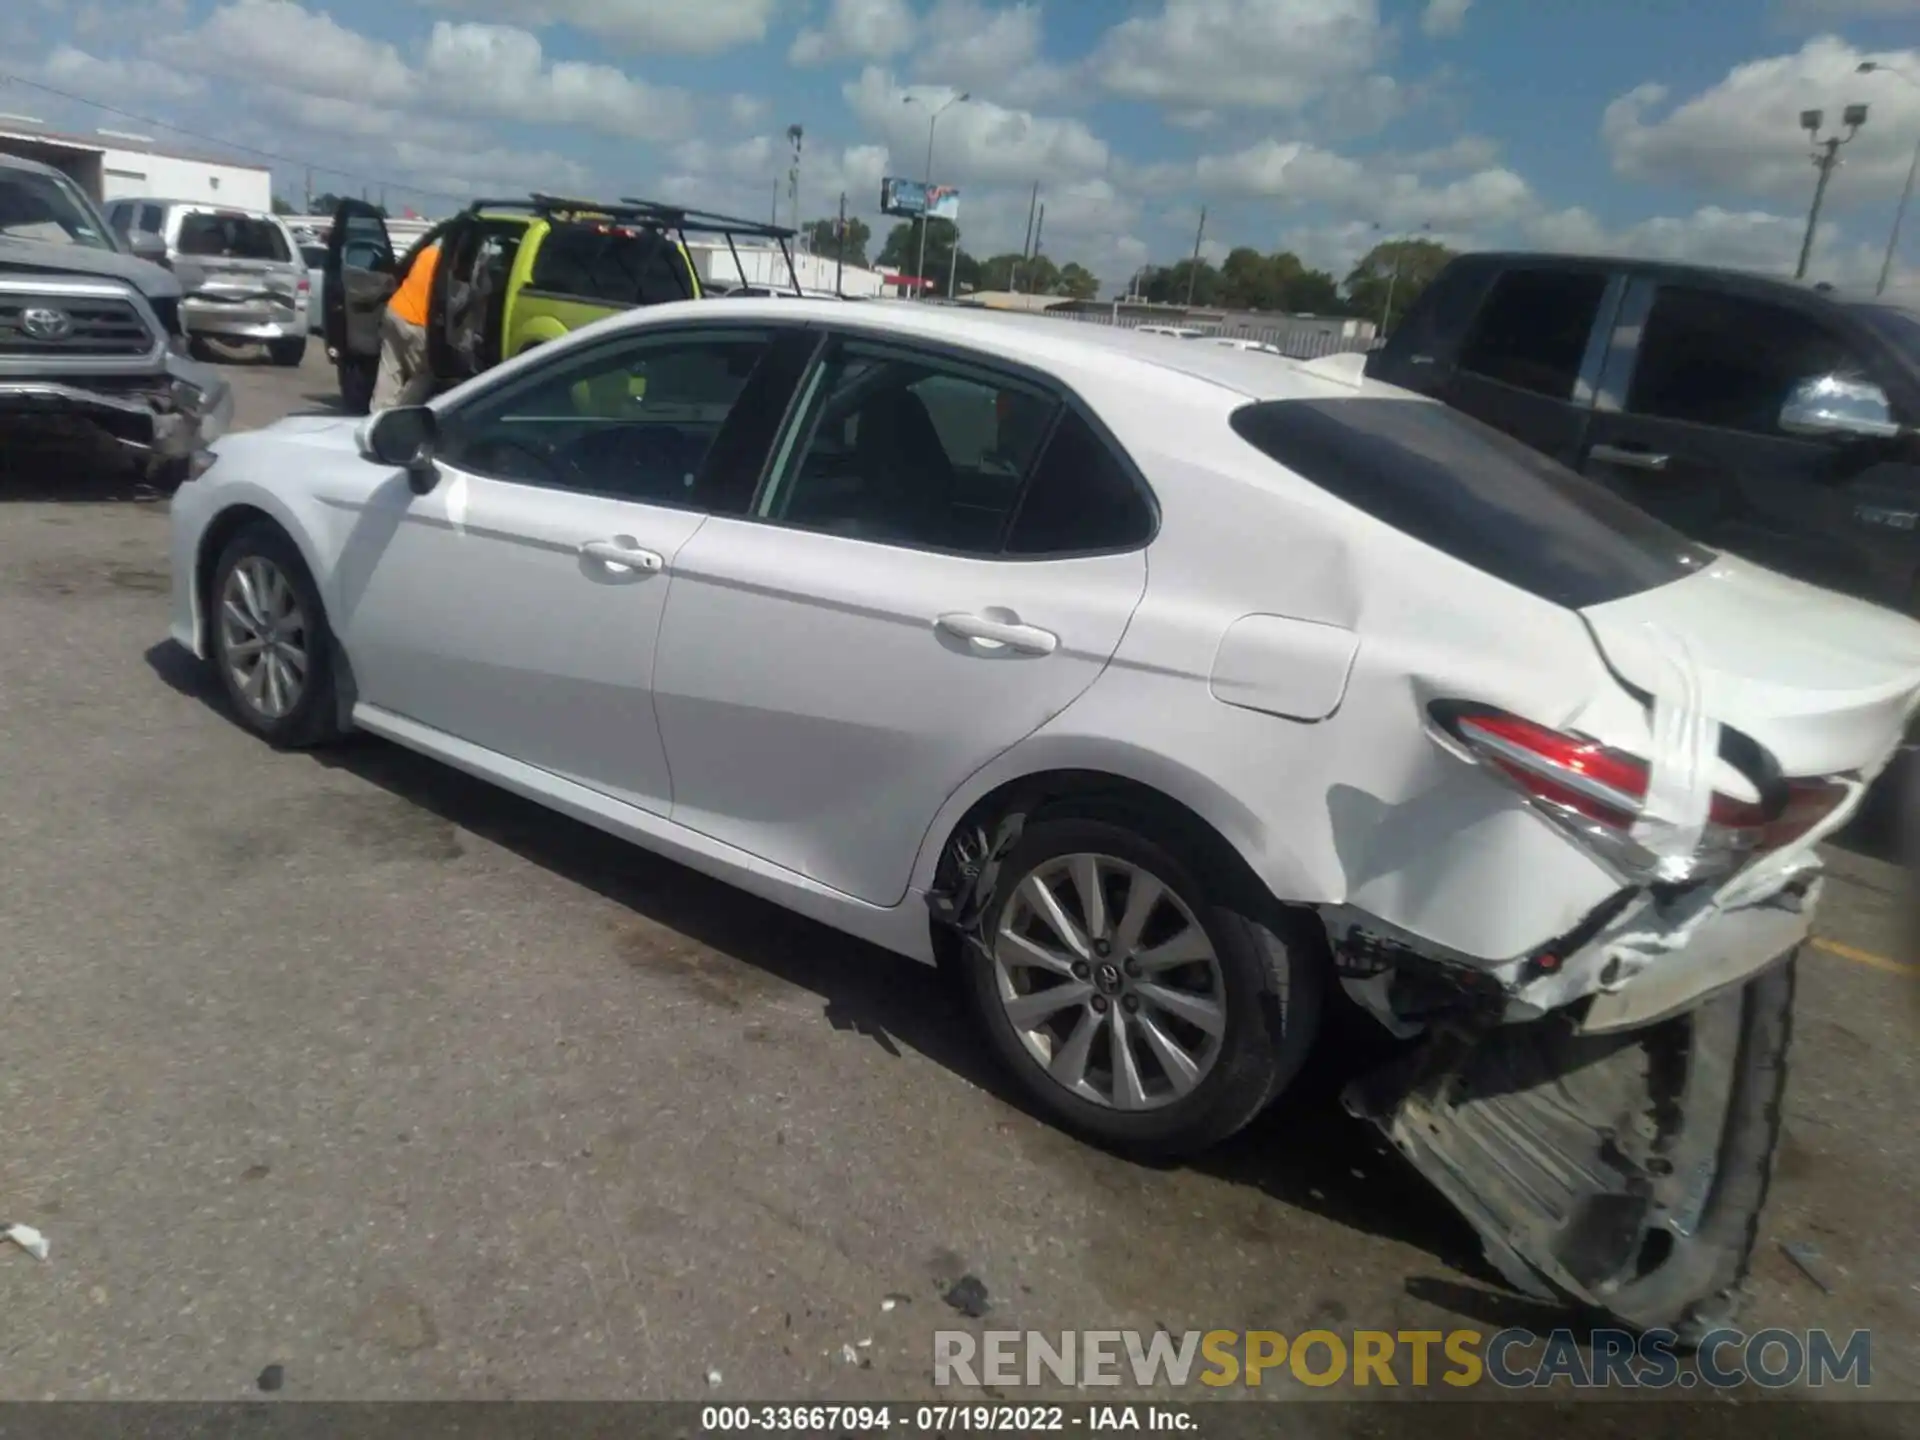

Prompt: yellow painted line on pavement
[1811,936,1919,976]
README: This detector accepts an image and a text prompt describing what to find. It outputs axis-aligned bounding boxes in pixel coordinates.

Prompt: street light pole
[1795,103,1869,281]
[905,90,968,299]
[1859,60,1920,295]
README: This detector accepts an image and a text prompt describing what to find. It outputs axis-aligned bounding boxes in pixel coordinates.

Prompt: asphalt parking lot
[0,344,1915,1424]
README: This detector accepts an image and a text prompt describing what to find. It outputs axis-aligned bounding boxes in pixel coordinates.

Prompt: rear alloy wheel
[210,524,341,748]
[966,816,1321,1157]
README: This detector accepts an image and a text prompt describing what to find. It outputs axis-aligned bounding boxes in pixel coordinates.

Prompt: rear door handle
[1589,442,1670,472]
[936,612,1058,655]
[580,538,664,572]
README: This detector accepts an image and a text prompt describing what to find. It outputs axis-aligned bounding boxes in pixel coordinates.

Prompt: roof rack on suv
[461,193,807,298]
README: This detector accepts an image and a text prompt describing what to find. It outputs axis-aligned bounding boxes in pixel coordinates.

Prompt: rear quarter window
[1229,396,1713,609]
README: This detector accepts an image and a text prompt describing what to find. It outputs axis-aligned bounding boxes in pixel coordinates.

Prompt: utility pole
[835,191,846,296]
[1859,60,1920,295]
[1796,103,1869,280]
[786,124,804,238]
[1184,206,1206,309]
[906,91,968,299]
[1014,180,1038,292]
[947,229,959,299]
[304,167,312,213]
[1031,201,1045,272]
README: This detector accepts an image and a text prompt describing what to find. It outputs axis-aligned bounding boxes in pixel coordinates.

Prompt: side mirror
[358,405,440,493]
[127,231,168,266]
[1779,372,1902,442]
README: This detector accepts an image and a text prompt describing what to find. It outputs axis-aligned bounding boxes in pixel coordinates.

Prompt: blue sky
[3,0,1918,293]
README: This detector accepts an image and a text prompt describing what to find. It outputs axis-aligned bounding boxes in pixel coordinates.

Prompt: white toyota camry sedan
[166,296,1920,1336]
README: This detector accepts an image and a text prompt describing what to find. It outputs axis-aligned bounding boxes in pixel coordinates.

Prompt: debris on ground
[882,1292,912,1312]
[256,1364,285,1393]
[2,1223,50,1261]
[944,1275,990,1318]
[706,1368,723,1387]
[839,1343,860,1365]
[1780,1240,1836,1295]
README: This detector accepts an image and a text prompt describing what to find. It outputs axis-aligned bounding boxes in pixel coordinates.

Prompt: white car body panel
[653,517,1146,905]
[169,297,1920,983]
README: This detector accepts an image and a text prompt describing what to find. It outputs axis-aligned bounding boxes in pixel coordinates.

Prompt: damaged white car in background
[159,300,1920,1341]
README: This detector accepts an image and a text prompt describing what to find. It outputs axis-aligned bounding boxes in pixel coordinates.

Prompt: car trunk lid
[1580,553,1920,779]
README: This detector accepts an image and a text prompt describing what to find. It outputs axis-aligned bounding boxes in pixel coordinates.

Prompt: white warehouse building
[0,126,272,213]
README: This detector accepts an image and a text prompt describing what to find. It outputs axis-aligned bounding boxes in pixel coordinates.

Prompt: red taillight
[1441,706,1846,882]
[297,276,311,293]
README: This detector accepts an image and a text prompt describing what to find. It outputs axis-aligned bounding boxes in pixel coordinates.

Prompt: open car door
[324,199,395,413]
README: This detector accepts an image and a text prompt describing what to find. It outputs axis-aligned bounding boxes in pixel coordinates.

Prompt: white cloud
[659,133,892,227]
[911,0,1066,109]
[147,3,691,141]
[1420,0,1470,37]
[843,67,1108,187]
[1387,134,1502,171]
[1522,202,1905,288]
[1090,0,1387,113]
[420,0,779,55]
[728,93,768,127]
[418,22,692,137]
[789,0,916,66]
[148,0,414,108]
[43,43,204,103]
[1603,37,1920,208]
[1192,137,1535,230]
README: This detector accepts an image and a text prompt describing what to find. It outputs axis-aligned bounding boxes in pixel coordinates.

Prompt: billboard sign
[881,177,960,222]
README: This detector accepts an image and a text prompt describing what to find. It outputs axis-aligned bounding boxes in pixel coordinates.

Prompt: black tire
[338,360,375,416]
[962,814,1323,1158]
[139,456,192,499]
[208,522,342,749]
[187,335,216,362]
[269,337,307,367]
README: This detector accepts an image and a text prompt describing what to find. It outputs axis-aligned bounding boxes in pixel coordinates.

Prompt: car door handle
[936,612,1059,655]
[1589,442,1670,472]
[579,538,664,572]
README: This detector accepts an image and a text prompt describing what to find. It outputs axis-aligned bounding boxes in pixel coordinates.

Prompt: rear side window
[1006,410,1156,555]
[1458,269,1607,400]
[531,226,693,305]
[1230,397,1712,609]
[176,212,291,262]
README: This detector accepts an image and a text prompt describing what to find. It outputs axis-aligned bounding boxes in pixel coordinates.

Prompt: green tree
[973,252,1026,291]
[1140,258,1220,307]
[803,214,871,267]
[1343,237,1456,331]
[1053,261,1099,301]
[877,220,977,294]
[270,195,295,215]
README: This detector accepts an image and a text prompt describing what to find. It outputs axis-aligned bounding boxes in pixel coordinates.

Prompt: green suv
[322,194,801,413]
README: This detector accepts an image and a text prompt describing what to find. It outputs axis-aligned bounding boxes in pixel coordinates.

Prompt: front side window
[1231,396,1712,609]
[437,328,780,504]
[756,341,1057,553]
[1630,287,1883,437]
[176,212,292,262]
[0,168,114,249]
[1458,268,1607,400]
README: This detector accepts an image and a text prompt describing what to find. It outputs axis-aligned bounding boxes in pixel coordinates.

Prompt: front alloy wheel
[209,523,341,748]
[994,854,1226,1111]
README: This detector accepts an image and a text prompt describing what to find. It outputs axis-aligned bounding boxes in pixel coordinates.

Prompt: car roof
[636,296,1391,403]
[0,152,65,179]
[1462,249,1876,304]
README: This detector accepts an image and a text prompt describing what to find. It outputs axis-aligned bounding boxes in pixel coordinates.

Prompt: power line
[0,68,467,205]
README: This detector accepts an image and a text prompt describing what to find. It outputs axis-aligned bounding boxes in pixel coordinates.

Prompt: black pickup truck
[1367,253,1920,616]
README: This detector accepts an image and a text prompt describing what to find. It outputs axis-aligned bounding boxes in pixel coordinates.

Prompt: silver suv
[104,199,308,366]
[0,153,231,492]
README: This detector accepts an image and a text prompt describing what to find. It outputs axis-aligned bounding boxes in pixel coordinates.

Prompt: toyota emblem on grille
[20,307,74,341]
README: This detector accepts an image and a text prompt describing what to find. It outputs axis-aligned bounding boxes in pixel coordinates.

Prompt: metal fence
[1039,308,1383,361]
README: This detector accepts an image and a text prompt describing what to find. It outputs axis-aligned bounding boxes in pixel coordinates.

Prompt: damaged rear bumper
[1327,780,1861,1338]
